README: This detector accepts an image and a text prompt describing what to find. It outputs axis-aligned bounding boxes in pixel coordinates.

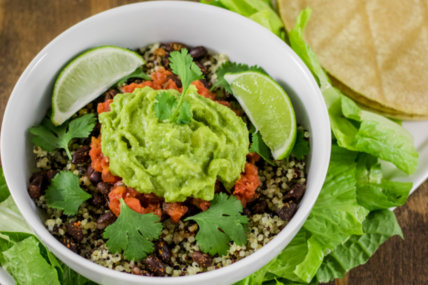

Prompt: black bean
[278,201,297,221]
[60,235,78,252]
[72,145,91,164]
[162,56,170,69]
[200,79,212,89]
[251,200,267,214]
[104,89,118,101]
[182,204,201,219]
[192,251,213,267]
[89,171,102,184]
[97,181,111,196]
[243,208,252,218]
[155,241,171,264]
[46,170,58,182]
[283,184,306,202]
[92,195,106,207]
[162,42,187,52]
[66,222,84,242]
[91,123,101,138]
[189,46,208,60]
[29,170,46,184]
[145,256,166,276]
[87,165,95,176]
[195,62,208,75]
[28,175,44,199]
[166,74,182,88]
[96,211,117,230]
[132,266,152,276]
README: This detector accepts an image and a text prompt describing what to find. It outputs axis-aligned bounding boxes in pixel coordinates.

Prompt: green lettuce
[201,0,284,37]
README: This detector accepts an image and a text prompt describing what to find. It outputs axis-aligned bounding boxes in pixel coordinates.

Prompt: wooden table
[0,1,427,284]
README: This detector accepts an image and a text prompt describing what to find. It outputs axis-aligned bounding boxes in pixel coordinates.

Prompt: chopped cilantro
[185,193,249,256]
[45,171,92,216]
[104,199,163,261]
[176,102,193,125]
[212,61,267,93]
[116,67,151,86]
[291,129,310,160]
[29,113,96,160]
[249,131,274,165]
[169,49,204,122]
[153,91,177,121]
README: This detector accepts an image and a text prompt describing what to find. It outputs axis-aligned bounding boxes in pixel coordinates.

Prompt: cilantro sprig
[185,193,249,256]
[212,61,267,93]
[104,199,163,261]
[45,171,92,216]
[291,129,310,160]
[249,126,274,165]
[153,49,203,124]
[116,66,151,86]
[29,113,96,160]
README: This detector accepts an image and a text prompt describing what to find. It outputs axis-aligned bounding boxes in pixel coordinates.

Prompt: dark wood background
[0,0,427,284]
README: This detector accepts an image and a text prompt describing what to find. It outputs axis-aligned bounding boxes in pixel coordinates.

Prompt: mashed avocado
[99,86,249,202]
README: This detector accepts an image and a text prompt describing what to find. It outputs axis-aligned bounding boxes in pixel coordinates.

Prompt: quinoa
[28,42,309,277]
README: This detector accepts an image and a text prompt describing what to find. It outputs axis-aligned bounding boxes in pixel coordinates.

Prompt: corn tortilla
[278,0,428,119]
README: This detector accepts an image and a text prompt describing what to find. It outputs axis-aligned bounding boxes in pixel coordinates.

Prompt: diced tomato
[191,80,216,100]
[124,197,145,214]
[233,162,260,207]
[123,67,182,93]
[108,186,127,216]
[191,198,211,211]
[162,202,188,223]
[247,152,261,164]
[89,135,120,184]
[97,99,113,114]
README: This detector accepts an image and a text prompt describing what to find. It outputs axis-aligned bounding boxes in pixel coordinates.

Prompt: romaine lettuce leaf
[316,210,403,283]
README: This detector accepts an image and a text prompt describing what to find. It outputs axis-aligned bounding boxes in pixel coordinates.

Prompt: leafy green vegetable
[356,153,412,210]
[289,8,418,175]
[291,130,309,160]
[29,113,96,160]
[61,260,97,285]
[169,49,204,121]
[45,171,92,216]
[2,236,61,285]
[0,168,10,203]
[104,198,163,261]
[116,66,151,86]
[185,193,249,256]
[200,0,227,8]
[153,91,177,121]
[249,130,274,165]
[316,210,403,283]
[176,101,193,125]
[212,61,266,93]
[249,10,273,32]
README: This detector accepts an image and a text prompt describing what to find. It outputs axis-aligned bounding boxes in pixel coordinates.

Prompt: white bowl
[1,2,330,285]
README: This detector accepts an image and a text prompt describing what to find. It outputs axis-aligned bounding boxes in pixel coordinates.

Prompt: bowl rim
[1,1,331,284]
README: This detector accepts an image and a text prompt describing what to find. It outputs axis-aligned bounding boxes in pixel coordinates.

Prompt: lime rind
[51,46,145,125]
[224,71,297,160]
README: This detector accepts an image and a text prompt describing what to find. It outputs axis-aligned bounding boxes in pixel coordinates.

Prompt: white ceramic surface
[0,2,331,285]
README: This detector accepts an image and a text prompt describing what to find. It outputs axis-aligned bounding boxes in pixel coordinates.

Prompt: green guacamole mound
[99,86,249,202]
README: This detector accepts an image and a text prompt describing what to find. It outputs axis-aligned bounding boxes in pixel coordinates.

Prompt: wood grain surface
[0,1,427,284]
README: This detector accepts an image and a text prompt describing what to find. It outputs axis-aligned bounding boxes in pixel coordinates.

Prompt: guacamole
[99,86,249,202]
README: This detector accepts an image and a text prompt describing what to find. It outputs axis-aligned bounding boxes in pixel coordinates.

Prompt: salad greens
[201,1,416,284]
[45,171,92,216]
[29,113,96,160]
[104,198,163,261]
[185,193,249,256]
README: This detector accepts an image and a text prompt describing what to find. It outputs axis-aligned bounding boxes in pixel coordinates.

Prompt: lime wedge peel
[51,46,145,125]
[224,71,297,160]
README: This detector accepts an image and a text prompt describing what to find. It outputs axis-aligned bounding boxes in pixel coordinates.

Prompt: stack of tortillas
[278,0,428,120]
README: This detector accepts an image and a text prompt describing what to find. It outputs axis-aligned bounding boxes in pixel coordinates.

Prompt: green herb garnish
[153,49,203,124]
[185,193,249,256]
[116,66,151,86]
[104,198,163,261]
[291,129,310,160]
[249,126,274,165]
[29,113,96,160]
[45,171,92,216]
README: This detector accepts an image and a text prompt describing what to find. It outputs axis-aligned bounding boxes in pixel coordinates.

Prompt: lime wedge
[51,46,144,125]
[224,71,297,160]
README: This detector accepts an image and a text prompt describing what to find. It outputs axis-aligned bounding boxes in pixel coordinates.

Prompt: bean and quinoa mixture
[28,43,309,277]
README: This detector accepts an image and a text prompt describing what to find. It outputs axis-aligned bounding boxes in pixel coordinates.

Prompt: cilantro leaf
[176,101,193,125]
[213,61,267,93]
[249,131,274,165]
[291,129,310,160]
[29,113,96,160]
[45,171,92,216]
[116,67,151,86]
[169,49,204,121]
[185,193,249,256]
[153,91,177,121]
[104,198,163,261]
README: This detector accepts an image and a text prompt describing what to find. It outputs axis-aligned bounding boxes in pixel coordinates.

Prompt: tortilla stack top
[279,0,428,119]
